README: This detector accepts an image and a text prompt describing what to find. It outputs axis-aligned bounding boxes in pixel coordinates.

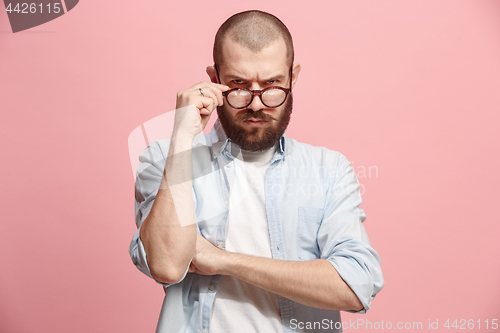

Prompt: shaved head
[213,10,294,68]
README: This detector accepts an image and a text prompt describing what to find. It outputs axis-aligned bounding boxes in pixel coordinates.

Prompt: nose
[247,91,265,111]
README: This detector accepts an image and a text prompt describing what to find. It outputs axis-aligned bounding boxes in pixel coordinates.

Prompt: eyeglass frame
[214,63,293,109]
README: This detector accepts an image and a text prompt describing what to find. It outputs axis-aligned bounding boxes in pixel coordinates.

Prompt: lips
[244,119,267,127]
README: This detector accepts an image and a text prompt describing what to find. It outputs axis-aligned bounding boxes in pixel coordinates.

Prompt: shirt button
[208,285,215,291]
[217,245,223,249]
[227,162,232,168]
[225,200,228,206]
[202,330,207,333]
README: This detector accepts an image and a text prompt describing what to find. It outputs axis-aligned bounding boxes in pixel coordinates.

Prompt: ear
[206,66,219,84]
[291,63,301,89]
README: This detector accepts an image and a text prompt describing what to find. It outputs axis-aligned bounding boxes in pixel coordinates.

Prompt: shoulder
[285,137,349,169]
[142,132,214,160]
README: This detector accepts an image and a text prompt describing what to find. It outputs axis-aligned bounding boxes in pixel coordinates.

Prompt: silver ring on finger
[199,88,204,96]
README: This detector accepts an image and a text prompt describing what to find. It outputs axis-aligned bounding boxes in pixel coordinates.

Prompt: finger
[195,97,217,113]
[191,82,229,106]
[211,82,231,91]
[195,86,220,107]
[194,82,229,91]
[208,84,226,106]
[199,108,211,117]
[207,83,230,106]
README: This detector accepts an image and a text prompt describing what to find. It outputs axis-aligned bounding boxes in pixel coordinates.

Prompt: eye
[232,80,245,85]
[266,79,278,85]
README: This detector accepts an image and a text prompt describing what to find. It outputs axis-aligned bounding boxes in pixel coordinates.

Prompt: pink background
[1,0,499,332]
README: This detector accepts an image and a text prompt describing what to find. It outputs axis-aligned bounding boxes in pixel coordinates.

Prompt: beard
[216,93,293,152]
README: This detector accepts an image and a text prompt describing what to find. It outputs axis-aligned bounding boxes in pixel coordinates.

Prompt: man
[129,10,384,333]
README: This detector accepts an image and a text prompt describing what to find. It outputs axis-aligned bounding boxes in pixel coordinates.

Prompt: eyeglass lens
[227,88,286,108]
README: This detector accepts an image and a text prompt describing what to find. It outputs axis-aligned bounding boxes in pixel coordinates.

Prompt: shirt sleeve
[128,140,193,288]
[317,152,384,313]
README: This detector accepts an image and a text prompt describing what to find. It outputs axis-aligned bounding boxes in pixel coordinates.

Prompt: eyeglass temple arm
[214,64,222,85]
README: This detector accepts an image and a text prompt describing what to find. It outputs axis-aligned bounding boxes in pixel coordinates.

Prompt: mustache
[236,109,276,121]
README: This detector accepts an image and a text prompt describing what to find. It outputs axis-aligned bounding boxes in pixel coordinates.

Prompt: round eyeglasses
[214,63,293,109]
[222,86,291,109]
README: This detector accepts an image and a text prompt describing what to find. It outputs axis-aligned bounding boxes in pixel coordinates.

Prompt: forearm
[140,132,197,284]
[220,253,363,312]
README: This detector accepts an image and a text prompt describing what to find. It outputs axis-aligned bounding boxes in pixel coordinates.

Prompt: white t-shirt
[210,142,283,333]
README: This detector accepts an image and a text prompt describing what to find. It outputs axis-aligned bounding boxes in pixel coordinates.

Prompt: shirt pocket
[297,206,324,260]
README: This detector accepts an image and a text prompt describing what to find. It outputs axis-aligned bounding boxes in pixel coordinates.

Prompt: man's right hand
[173,82,230,140]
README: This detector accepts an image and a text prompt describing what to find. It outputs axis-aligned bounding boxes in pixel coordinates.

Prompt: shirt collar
[209,118,286,161]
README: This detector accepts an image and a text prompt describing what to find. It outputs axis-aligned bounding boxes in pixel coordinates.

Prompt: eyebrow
[225,73,286,83]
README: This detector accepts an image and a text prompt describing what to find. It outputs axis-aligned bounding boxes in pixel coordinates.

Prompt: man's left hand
[188,234,228,275]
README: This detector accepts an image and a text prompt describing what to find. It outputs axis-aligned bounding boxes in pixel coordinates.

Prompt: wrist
[171,129,195,146]
[169,131,195,158]
[219,251,246,276]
